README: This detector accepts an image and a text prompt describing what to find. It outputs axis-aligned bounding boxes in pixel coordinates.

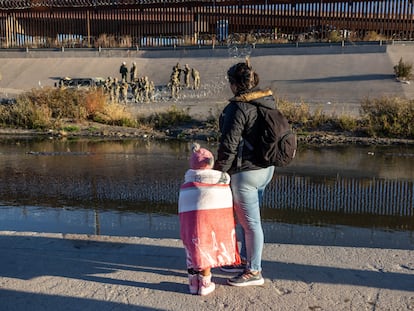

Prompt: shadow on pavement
[0,288,165,311]
[261,260,414,292]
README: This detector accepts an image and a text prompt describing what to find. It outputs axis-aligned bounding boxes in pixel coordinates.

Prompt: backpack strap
[236,137,256,169]
[236,105,257,169]
[242,105,257,154]
[236,138,244,170]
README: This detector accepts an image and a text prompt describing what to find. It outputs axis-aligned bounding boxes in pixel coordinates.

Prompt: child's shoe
[198,274,215,296]
[188,273,199,294]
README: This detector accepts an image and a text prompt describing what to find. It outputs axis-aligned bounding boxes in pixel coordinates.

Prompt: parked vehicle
[56,77,105,89]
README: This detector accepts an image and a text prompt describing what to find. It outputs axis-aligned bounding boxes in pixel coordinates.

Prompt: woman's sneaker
[227,270,264,287]
[220,262,246,273]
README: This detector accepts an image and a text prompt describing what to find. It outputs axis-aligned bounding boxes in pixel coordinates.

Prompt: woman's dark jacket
[214,89,275,175]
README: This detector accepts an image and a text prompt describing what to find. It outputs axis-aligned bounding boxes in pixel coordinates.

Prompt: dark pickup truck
[56,77,106,89]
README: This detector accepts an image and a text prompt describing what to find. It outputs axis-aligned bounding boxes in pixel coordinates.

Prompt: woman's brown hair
[227,57,259,93]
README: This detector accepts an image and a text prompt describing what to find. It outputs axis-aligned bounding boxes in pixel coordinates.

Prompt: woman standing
[214,58,275,287]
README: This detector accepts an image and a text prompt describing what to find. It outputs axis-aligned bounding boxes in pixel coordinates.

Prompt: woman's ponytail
[227,57,259,93]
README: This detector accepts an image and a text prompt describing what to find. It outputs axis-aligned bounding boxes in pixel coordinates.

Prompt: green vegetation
[0,88,413,140]
[327,30,342,43]
[144,105,192,129]
[361,96,414,138]
[276,97,413,139]
[393,57,413,81]
[62,125,80,132]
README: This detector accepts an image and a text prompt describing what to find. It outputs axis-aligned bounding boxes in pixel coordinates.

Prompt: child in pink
[178,143,240,296]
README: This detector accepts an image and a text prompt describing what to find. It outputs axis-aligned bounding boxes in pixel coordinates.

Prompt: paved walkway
[0,229,413,311]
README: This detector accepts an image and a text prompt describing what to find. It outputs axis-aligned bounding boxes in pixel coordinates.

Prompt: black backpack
[248,104,297,167]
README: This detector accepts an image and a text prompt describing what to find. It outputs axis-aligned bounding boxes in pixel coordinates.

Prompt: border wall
[0,0,413,48]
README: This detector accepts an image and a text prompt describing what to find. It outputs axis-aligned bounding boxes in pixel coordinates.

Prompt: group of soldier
[169,62,201,99]
[57,60,201,104]
[104,61,155,104]
[115,61,202,103]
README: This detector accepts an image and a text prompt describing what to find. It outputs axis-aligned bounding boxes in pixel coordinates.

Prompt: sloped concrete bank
[0,43,413,144]
[1,43,413,108]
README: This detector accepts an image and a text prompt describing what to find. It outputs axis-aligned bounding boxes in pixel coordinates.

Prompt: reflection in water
[1,204,413,249]
[0,137,413,234]
[1,173,412,217]
[266,175,413,216]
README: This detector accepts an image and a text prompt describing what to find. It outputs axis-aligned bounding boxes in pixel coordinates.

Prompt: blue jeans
[230,166,274,272]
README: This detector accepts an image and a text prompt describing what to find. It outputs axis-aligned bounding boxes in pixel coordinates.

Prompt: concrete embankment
[0,43,413,118]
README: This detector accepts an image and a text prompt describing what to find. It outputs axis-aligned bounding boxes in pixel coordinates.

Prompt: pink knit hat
[190,143,214,170]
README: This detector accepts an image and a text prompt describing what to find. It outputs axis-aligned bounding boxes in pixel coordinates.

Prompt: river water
[0,136,413,247]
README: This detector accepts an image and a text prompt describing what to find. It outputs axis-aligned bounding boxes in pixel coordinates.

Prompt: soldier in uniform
[130,62,138,83]
[183,64,191,88]
[172,62,182,86]
[131,81,139,103]
[148,80,155,102]
[143,76,151,103]
[120,80,129,104]
[104,77,112,95]
[108,77,115,102]
[192,67,201,90]
[111,77,120,103]
[169,69,180,99]
[119,62,128,82]
[134,77,144,102]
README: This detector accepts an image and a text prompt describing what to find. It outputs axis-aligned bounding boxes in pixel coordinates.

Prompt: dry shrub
[276,98,360,132]
[361,96,414,138]
[83,88,106,116]
[145,105,191,129]
[95,34,117,48]
[276,98,311,124]
[0,98,52,129]
[337,115,358,132]
[309,107,330,129]
[119,35,132,48]
[1,87,138,129]
[394,57,413,81]
[363,31,386,41]
[94,102,137,127]
[19,87,88,121]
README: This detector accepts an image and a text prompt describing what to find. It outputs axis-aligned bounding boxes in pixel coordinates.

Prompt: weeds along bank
[0,87,413,144]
